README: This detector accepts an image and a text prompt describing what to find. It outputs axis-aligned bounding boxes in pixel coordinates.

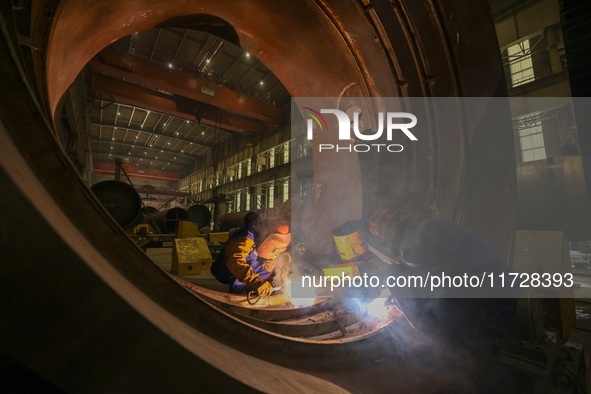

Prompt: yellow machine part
[171,237,213,275]
[208,232,230,243]
[178,221,200,238]
[133,223,154,234]
[323,263,361,278]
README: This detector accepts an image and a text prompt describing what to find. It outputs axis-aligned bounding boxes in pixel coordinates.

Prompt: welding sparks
[366,298,390,319]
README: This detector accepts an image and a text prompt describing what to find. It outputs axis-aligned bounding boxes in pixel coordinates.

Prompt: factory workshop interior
[2,0,591,392]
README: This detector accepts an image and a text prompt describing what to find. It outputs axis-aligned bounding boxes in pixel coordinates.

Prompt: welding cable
[247,290,262,305]
[246,286,282,305]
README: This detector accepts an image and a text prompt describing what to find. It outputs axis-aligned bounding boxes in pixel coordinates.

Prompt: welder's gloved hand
[257,281,274,296]
[260,259,276,272]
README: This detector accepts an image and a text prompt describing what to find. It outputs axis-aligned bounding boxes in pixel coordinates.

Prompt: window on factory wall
[245,192,251,211]
[283,143,290,164]
[246,158,252,177]
[507,39,535,87]
[281,181,290,203]
[235,193,242,212]
[518,117,546,162]
[268,183,275,209]
[237,163,243,180]
[269,148,275,168]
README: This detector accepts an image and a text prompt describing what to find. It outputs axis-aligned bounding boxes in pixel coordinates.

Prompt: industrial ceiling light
[168,63,172,68]
[186,120,189,123]
[117,112,121,115]
[246,53,250,57]
[167,142,170,145]
[176,132,179,135]
[260,81,263,85]
[110,147,113,149]
[112,138,114,140]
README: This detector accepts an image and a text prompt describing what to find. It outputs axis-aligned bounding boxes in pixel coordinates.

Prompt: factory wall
[176,121,312,215]
[492,0,577,163]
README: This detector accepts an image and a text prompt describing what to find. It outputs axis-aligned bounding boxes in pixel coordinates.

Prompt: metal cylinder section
[144,206,158,215]
[146,207,190,234]
[90,180,143,229]
[217,212,251,232]
[186,204,212,229]
[516,156,591,241]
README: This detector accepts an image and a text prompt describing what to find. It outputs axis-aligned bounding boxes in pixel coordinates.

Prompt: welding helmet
[369,209,398,240]
[258,223,291,260]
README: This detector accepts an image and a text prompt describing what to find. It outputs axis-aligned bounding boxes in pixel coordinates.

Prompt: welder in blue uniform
[367,209,516,349]
[211,212,291,296]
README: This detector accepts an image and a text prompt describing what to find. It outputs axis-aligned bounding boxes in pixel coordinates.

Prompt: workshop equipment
[323,263,362,279]
[332,220,366,262]
[207,232,230,243]
[145,207,190,234]
[177,220,199,238]
[171,237,213,275]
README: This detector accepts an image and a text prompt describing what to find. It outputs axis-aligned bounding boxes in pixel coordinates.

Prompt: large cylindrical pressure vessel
[186,204,212,229]
[90,180,143,230]
[217,212,252,232]
[147,207,190,234]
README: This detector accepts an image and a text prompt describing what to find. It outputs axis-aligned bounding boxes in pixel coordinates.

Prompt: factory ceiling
[86,27,291,173]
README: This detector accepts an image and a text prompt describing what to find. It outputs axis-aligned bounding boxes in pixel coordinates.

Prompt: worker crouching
[211,212,291,296]
[366,209,518,390]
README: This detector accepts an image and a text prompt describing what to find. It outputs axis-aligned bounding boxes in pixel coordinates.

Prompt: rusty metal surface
[4,0,517,392]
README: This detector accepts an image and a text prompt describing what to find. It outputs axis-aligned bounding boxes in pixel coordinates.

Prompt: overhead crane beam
[91,47,286,125]
[91,73,266,134]
[91,121,214,150]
